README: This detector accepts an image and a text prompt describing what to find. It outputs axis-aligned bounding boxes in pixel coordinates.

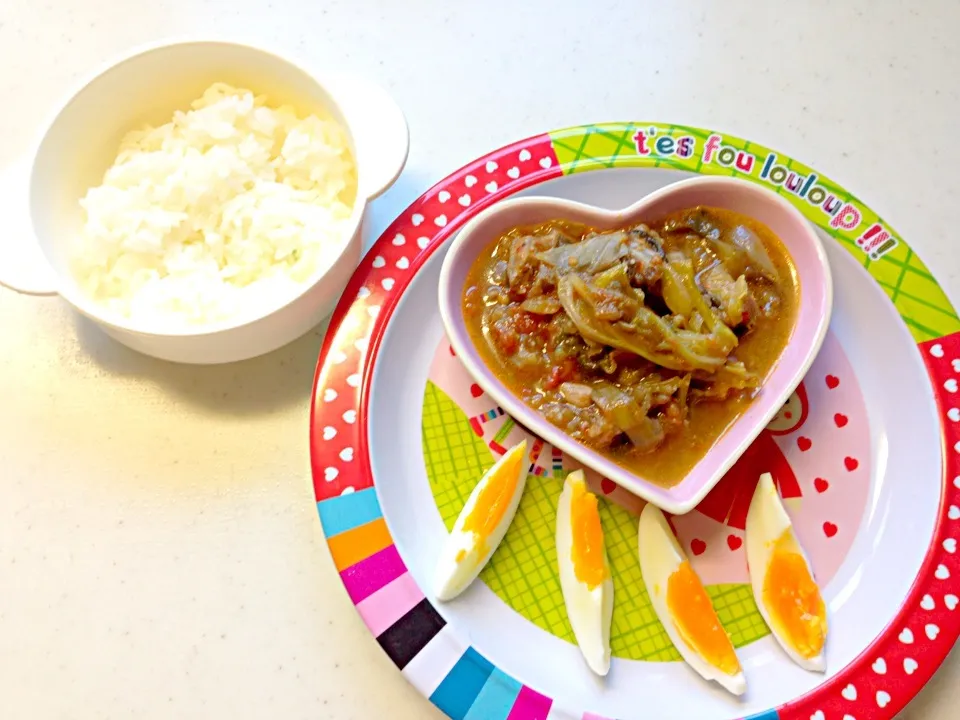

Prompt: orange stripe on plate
[328,517,393,571]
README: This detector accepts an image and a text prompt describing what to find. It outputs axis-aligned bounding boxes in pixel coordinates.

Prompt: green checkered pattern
[422,381,770,662]
[550,123,959,343]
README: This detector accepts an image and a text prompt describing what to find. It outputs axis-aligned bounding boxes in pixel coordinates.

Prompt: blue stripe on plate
[463,668,523,720]
[317,488,382,538]
[429,647,495,720]
[741,710,779,720]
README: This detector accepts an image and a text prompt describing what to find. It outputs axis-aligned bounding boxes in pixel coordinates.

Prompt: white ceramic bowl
[0,39,408,364]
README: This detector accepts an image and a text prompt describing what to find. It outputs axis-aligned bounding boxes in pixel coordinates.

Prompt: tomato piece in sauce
[544,357,579,390]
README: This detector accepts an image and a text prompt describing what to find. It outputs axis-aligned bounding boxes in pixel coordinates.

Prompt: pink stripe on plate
[506,685,552,720]
[340,544,407,604]
[582,714,611,720]
[356,571,425,637]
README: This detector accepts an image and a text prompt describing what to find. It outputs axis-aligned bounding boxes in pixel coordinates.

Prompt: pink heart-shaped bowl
[438,176,833,514]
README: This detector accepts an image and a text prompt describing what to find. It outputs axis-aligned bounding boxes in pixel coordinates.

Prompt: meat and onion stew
[462,206,799,487]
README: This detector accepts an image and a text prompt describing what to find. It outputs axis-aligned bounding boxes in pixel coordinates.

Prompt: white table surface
[1,1,957,717]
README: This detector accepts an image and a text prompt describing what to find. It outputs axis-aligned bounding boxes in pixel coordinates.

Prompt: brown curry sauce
[462,207,799,487]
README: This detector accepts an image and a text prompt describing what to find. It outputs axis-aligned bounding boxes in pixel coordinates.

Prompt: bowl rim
[28,36,371,338]
[438,175,834,513]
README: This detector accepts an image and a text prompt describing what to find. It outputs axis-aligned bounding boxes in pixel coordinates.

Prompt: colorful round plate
[310,123,960,720]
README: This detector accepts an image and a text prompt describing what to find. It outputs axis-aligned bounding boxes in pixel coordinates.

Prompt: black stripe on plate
[377,598,447,670]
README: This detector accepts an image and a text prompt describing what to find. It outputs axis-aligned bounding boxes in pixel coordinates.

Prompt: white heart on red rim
[843,715,856,720]
[486,181,498,193]
[458,194,471,207]
[339,447,354,462]
[435,215,448,227]
[330,349,347,364]
[392,234,406,246]
[324,467,338,482]
[507,166,520,179]
[954,441,960,453]
[438,190,451,203]
[540,156,553,168]
[382,278,395,291]
[368,305,380,319]
[372,255,386,268]
[810,712,825,720]
[841,684,857,701]
[953,358,960,372]
[945,378,958,393]
[944,538,957,553]
[396,257,410,270]
[900,628,914,644]
[872,657,887,674]
[931,343,945,358]
[323,388,337,403]
[412,213,425,226]
[876,691,891,709]
[954,476,960,489]
[937,563,951,579]
[346,373,361,388]
[921,594,935,610]
[342,409,357,424]
[950,505,960,520]
[946,594,959,610]
[926,623,940,640]
[340,486,355,495]
[357,286,371,300]
[904,657,919,674]
[417,236,430,250]
[354,337,368,352]
[465,174,477,188]
[485,160,498,172]
[949,408,960,422]
[322,426,336,441]
[519,149,532,162]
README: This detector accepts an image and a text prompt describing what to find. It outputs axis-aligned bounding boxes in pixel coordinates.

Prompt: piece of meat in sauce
[486,304,538,357]
[535,226,665,289]
[625,225,666,287]
[698,264,758,329]
[662,207,722,242]
[540,400,622,450]
[506,230,565,297]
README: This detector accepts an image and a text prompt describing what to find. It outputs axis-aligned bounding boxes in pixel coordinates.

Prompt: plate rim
[310,122,960,720]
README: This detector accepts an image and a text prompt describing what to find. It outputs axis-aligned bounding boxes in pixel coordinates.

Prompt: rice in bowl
[72,82,357,327]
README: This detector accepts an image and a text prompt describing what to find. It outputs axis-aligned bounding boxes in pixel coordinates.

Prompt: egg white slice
[433,440,528,602]
[638,504,747,696]
[556,470,614,676]
[746,472,827,672]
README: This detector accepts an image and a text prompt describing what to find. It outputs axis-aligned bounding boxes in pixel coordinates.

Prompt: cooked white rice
[73,82,357,327]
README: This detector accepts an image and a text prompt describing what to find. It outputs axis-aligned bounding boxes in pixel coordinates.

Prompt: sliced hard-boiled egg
[433,440,528,602]
[746,472,827,672]
[638,503,746,695]
[556,470,614,676]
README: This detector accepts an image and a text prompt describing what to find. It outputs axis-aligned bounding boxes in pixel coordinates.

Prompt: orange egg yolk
[461,450,524,548]
[569,481,608,590]
[763,532,826,659]
[666,561,741,676]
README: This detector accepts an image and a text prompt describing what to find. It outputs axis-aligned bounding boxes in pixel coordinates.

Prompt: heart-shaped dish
[438,176,832,514]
